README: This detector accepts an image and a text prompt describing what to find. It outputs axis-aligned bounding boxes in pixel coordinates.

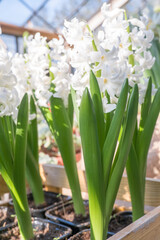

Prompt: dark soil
[69,230,90,240]
[28,192,68,210]
[69,212,133,239]
[108,212,132,233]
[0,220,70,240]
[68,230,114,239]
[49,202,90,225]
[0,207,16,229]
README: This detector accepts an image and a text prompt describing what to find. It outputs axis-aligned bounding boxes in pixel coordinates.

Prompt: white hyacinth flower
[0,44,19,117]
[65,3,155,108]
[1,2,155,115]
[102,96,116,114]
[0,87,19,117]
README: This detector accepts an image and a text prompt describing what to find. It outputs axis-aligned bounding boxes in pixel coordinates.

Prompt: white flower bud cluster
[49,35,71,107]
[0,43,19,117]
[14,33,52,107]
[1,3,156,115]
[63,3,156,112]
[11,33,71,108]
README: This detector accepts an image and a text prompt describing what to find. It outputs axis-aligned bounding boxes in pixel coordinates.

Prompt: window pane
[0,0,32,26]
[26,15,53,31]
[1,34,17,53]
[22,0,47,11]
[38,0,84,29]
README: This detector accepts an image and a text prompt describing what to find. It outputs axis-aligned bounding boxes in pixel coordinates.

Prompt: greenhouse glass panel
[38,0,87,30]
[0,0,32,26]
[1,34,17,53]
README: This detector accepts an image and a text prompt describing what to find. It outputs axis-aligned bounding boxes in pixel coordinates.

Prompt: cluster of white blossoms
[11,33,71,108]
[0,38,19,117]
[49,35,71,107]
[63,3,156,112]
[1,3,156,116]
[12,33,52,108]
[126,0,160,37]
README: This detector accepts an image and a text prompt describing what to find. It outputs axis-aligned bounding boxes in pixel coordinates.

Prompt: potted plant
[0,41,44,239]
[12,31,86,218]
[48,3,156,239]
[3,3,158,239]
[0,92,33,239]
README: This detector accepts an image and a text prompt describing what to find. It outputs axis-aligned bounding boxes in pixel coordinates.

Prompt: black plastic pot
[68,228,115,239]
[10,191,71,218]
[45,200,90,234]
[108,210,133,234]
[0,217,72,240]
[0,206,17,231]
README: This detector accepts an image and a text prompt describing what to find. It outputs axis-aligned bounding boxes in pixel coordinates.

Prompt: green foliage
[90,70,105,150]
[26,96,44,205]
[126,80,160,221]
[103,79,128,190]
[79,71,138,239]
[0,94,33,239]
[80,88,105,240]
[145,39,160,88]
[41,94,85,215]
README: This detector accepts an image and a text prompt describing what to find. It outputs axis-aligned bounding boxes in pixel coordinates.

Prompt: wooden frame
[110,206,160,240]
[40,164,160,239]
[1,163,160,239]
[40,164,160,207]
[0,21,58,40]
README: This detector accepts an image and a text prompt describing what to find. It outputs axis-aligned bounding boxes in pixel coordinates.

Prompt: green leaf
[0,116,24,210]
[150,39,160,88]
[13,93,29,195]
[137,87,160,175]
[80,88,105,240]
[26,145,44,205]
[13,94,33,239]
[90,70,105,150]
[104,91,114,137]
[67,93,74,127]
[139,78,152,132]
[28,96,38,163]
[102,79,128,190]
[126,143,144,221]
[26,96,44,205]
[4,116,15,157]
[0,164,24,210]
[71,86,79,123]
[105,84,138,227]
[0,118,13,177]
[50,96,85,215]
[40,106,55,135]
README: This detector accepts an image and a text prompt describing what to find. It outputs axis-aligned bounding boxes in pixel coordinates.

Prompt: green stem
[12,193,33,240]
[26,146,44,205]
[80,88,105,240]
[27,96,44,205]
[124,11,135,67]
[13,94,33,239]
[50,97,85,215]
[126,145,145,221]
[87,24,101,77]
